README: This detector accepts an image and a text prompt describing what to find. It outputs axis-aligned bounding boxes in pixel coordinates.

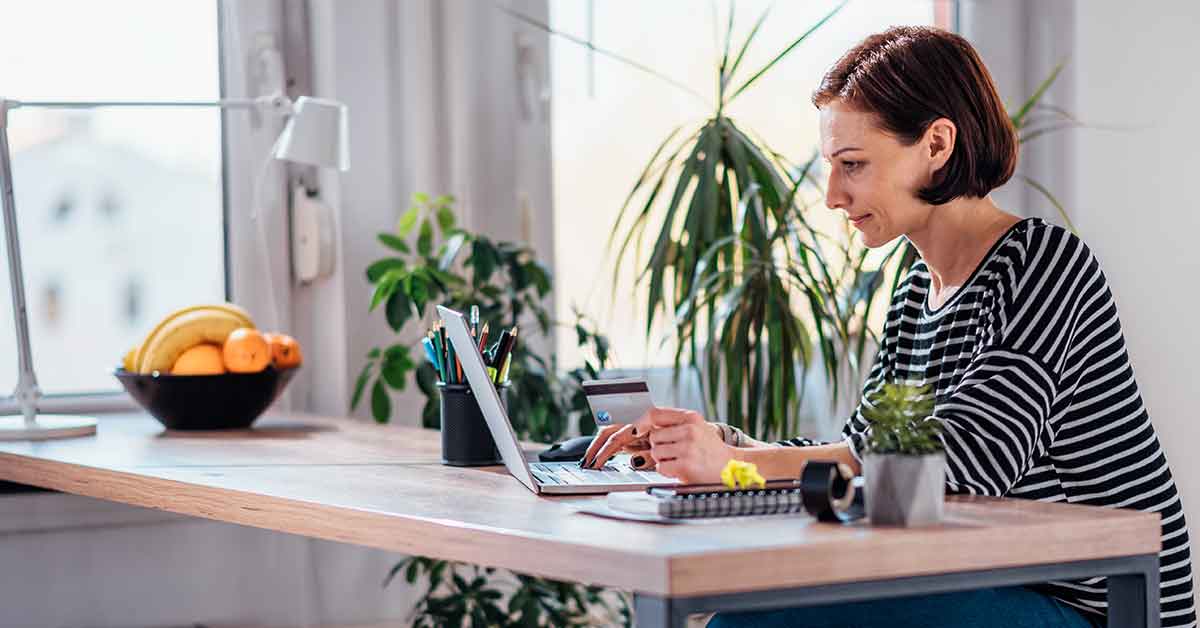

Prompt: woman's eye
[841,160,863,172]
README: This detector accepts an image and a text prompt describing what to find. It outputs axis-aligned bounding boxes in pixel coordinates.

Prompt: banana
[132,303,254,372]
[136,309,250,374]
[122,347,137,372]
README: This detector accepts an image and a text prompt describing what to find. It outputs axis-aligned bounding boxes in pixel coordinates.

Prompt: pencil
[490,329,511,368]
[437,322,450,383]
[498,327,518,383]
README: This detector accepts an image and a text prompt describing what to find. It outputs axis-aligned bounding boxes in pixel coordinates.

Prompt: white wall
[300,0,553,422]
[969,0,1200,532]
[1068,1,1200,529]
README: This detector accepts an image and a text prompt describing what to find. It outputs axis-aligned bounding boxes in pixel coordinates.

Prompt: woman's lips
[850,213,872,226]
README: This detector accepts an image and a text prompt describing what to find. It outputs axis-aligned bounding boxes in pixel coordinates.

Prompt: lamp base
[0,415,97,441]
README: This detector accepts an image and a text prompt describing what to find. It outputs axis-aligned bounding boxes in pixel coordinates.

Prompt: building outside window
[0,0,225,396]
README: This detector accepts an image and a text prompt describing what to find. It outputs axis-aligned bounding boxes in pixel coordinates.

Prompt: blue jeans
[707,587,1100,628]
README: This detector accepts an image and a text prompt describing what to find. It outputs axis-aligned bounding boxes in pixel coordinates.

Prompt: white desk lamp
[0,94,349,440]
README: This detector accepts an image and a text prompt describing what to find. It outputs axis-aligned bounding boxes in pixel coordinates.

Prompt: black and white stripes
[787,217,1195,625]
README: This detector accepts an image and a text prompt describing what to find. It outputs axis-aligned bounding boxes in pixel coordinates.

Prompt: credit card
[582,378,655,427]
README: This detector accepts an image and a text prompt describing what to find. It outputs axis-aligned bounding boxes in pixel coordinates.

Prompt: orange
[222,328,271,373]
[171,344,226,375]
[265,332,303,368]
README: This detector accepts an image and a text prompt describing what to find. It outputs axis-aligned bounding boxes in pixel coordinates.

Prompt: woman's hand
[645,408,735,483]
[582,422,654,470]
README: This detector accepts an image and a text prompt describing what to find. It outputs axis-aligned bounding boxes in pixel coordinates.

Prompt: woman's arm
[732,441,861,479]
[641,409,861,483]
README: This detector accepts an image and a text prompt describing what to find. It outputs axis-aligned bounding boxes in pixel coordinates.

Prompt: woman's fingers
[656,459,691,481]
[649,441,684,462]
[586,424,639,468]
[647,407,703,429]
[630,452,657,470]
[583,424,623,464]
[648,424,691,446]
[623,439,652,452]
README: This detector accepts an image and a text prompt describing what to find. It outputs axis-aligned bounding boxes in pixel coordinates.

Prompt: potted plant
[860,383,945,526]
[354,192,629,626]
[508,4,1076,444]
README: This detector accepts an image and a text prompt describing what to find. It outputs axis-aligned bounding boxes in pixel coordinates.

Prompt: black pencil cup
[438,382,509,466]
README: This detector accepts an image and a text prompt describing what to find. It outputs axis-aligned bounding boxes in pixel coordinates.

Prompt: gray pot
[862,452,945,526]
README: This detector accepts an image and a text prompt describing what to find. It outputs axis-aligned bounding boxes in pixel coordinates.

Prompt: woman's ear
[925,117,957,174]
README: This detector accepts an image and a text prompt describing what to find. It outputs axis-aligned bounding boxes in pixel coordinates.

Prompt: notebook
[606,481,807,519]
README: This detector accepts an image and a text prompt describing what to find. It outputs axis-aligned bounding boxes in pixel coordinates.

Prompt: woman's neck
[906,196,1020,296]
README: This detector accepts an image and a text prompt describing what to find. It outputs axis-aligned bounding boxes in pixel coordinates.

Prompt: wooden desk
[0,413,1161,627]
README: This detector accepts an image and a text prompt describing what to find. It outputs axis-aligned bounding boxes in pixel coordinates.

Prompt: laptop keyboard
[529,460,667,485]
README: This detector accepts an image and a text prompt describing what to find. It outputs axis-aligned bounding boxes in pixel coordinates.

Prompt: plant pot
[862,452,945,526]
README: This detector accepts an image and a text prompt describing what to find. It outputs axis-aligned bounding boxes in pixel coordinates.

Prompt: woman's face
[818,101,952,248]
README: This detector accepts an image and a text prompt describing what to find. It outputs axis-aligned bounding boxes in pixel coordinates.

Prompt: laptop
[438,305,679,495]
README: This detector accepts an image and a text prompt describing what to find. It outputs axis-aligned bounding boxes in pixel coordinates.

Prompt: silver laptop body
[438,305,678,495]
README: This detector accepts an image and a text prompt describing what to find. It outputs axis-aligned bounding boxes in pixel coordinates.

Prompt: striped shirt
[785,217,1195,625]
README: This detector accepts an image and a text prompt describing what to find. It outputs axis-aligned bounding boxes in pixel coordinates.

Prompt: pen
[494,326,518,380]
[477,322,489,353]
[470,305,480,338]
[421,337,440,374]
[438,322,450,383]
[490,329,511,368]
[499,353,513,384]
[428,330,445,382]
[498,327,518,383]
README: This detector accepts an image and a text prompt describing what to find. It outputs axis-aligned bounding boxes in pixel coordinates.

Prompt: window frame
[0,0,293,415]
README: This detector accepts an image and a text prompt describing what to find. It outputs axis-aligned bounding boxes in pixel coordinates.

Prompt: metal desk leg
[635,593,688,628]
[1107,555,1160,628]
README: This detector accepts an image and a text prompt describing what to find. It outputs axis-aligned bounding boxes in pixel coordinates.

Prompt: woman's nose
[825,174,850,211]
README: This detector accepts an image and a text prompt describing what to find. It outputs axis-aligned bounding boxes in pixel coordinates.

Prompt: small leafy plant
[386,557,631,628]
[861,383,942,456]
[351,192,609,441]
[354,192,621,626]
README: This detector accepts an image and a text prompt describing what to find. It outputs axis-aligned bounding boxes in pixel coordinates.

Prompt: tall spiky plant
[507,4,1076,442]
[604,2,873,440]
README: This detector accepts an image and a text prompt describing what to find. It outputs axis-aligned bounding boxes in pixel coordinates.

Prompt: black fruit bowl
[114,366,299,430]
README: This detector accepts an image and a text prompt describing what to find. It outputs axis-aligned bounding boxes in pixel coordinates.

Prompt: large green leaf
[370,378,390,423]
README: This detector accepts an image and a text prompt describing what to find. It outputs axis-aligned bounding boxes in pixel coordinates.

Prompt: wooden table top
[0,412,1161,597]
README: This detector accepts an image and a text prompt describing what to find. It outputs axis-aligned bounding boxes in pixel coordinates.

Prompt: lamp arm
[8,97,260,110]
[0,105,40,423]
[3,94,297,119]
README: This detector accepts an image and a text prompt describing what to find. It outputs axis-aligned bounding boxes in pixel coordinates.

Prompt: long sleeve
[929,348,1056,495]
[787,218,1193,624]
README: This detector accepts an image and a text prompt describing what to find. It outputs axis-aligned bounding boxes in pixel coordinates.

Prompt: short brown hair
[813,26,1017,205]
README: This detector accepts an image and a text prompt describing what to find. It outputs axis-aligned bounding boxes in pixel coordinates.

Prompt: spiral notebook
[605,481,806,519]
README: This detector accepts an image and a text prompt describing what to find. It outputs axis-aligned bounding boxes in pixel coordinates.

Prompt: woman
[584,26,1194,627]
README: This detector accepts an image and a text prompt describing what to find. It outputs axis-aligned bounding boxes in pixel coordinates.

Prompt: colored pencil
[477,322,489,353]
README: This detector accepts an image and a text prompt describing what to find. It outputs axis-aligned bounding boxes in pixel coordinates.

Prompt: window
[549,1,948,369]
[0,0,225,396]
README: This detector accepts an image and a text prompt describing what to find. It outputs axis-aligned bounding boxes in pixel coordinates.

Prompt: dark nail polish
[632,455,646,468]
[579,457,589,468]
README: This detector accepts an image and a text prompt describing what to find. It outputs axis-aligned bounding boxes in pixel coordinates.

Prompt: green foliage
[861,383,942,456]
[355,192,616,625]
[606,2,877,441]
[352,192,607,440]
[607,24,1074,442]
[386,557,631,628]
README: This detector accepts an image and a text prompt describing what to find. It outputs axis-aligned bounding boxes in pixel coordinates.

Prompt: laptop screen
[437,306,537,492]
